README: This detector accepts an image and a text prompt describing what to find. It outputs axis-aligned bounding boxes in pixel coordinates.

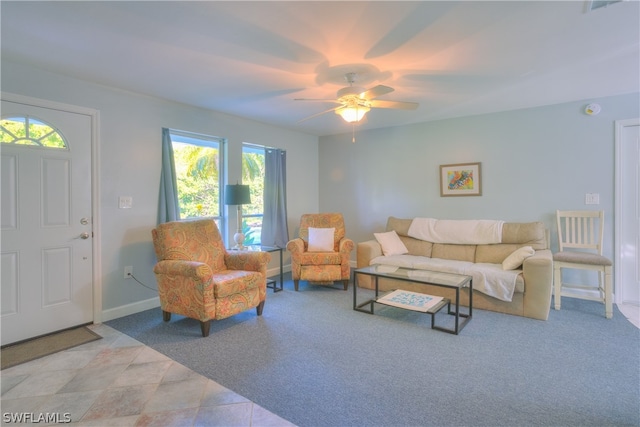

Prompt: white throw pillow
[374,230,409,256]
[308,227,335,252]
[502,246,535,270]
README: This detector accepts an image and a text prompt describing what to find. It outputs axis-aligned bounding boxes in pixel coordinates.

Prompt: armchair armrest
[339,238,355,254]
[153,259,212,282]
[225,251,271,274]
[286,238,305,254]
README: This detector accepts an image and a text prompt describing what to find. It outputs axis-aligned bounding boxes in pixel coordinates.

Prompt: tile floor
[2,304,638,427]
[0,324,295,426]
[619,302,640,328]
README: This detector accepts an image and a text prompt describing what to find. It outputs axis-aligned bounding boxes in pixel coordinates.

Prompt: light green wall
[319,92,639,261]
[1,60,319,315]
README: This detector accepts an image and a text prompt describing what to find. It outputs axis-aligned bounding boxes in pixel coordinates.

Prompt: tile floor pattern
[0,324,295,426]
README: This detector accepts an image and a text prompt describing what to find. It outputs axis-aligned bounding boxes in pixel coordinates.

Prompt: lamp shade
[224,184,251,205]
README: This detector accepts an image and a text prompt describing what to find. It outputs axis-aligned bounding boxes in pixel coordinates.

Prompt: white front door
[1,100,94,345]
[616,119,640,306]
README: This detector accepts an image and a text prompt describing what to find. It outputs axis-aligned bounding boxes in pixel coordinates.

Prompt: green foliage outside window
[172,142,220,218]
[0,117,67,148]
[242,148,266,245]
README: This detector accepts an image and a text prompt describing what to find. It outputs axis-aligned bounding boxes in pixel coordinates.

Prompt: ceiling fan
[295,72,419,124]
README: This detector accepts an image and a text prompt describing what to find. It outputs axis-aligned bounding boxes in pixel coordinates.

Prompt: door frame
[614,117,640,305]
[1,92,102,324]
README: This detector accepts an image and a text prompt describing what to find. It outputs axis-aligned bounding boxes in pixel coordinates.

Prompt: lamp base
[233,231,246,250]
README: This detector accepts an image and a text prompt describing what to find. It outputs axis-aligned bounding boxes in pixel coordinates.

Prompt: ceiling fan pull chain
[352,124,356,143]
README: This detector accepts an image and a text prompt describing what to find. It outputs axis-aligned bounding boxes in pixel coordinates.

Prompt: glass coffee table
[353,265,472,335]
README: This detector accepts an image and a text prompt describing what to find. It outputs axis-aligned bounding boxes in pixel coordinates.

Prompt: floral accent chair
[286,213,354,291]
[151,219,271,337]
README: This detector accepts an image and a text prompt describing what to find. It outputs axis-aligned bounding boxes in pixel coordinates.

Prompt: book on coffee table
[377,289,444,313]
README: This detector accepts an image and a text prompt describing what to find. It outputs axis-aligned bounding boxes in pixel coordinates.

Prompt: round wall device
[585,103,601,115]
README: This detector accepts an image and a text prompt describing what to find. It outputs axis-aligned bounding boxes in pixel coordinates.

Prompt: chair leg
[200,320,211,337]
[256,300,265,316]
[162,310,171,322]
[294,280,299,291]
[553,266,562,311]
[604,266,613,319]
[343,280,349,290]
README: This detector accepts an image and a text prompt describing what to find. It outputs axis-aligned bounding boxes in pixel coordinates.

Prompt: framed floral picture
[440,162,482,197]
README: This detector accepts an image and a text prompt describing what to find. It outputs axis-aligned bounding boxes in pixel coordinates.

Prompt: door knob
[80,232,90,240]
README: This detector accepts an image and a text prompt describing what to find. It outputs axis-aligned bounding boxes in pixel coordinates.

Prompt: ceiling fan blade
[297,105,342,123]
[369,99,419,110]
[359,85,394,100]
[294,98,341,103]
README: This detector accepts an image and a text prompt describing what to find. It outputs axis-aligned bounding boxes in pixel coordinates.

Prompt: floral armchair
[151,219,271,337]
[286,213,354,291]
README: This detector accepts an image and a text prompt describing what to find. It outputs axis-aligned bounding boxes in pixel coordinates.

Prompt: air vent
[588,0,624,11]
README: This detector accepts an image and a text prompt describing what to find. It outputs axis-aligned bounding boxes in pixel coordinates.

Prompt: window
[242,144,265,245]
[0,116,67,149]
[169,130,225,225]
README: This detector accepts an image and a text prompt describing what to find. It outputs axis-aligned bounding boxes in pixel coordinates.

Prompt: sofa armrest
[357,239,382,268]
[521,249,553,320]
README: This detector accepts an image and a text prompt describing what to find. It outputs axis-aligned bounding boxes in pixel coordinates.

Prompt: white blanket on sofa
[370,255,519,302]
[408,218,504,244]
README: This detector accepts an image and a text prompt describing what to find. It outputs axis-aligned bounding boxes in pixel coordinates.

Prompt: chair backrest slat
[556,210,604,254]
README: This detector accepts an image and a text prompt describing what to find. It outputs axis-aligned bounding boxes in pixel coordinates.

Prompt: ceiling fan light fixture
[336,105,370,123]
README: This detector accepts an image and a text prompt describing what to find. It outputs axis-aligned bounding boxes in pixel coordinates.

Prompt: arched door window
[0,116,68,149]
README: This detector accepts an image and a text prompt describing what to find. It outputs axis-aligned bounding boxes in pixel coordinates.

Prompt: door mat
[1,326,102,370]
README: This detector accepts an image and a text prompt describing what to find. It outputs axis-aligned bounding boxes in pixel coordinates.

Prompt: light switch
[119,196,133,209]
[585,193,600,205]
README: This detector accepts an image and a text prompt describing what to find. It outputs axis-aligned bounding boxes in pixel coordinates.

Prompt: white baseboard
[101,296,160,322]
[101,266,292,323]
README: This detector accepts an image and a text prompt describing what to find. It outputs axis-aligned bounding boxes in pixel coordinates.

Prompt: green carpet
[1,326,101,370]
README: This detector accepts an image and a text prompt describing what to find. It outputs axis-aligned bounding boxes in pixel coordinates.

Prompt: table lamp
[224,184,251,249]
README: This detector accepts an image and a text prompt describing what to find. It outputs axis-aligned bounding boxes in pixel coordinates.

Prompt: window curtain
[261,148,289,247]
[157,128,180,224]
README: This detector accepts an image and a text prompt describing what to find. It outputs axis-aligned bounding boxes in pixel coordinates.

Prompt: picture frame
[440,162,482,197]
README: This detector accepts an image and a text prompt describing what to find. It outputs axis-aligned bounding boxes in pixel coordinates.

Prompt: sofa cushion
[476,244,522,264]
[432,243,476,262]
[387,217,433,257]
[502,222,547,249]
[374,230,409,256]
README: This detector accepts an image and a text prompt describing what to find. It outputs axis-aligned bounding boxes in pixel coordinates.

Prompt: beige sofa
[356,217,553,320]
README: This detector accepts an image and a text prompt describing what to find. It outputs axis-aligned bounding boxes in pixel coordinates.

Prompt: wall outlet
[124,266,133,279]
[585,193,600,205]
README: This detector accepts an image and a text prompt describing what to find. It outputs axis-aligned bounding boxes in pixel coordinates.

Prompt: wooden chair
[553,210,613,318]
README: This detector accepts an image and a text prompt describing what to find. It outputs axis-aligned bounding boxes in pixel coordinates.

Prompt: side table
[230,245,284,292]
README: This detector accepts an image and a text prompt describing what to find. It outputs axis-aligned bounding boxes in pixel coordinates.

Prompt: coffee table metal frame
[353,265,473,335]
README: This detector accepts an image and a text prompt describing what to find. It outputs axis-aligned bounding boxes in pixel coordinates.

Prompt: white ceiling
[2,1,638,136]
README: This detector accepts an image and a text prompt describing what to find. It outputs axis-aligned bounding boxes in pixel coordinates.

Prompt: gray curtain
[157,128,180,224]
[261,148,289,247]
